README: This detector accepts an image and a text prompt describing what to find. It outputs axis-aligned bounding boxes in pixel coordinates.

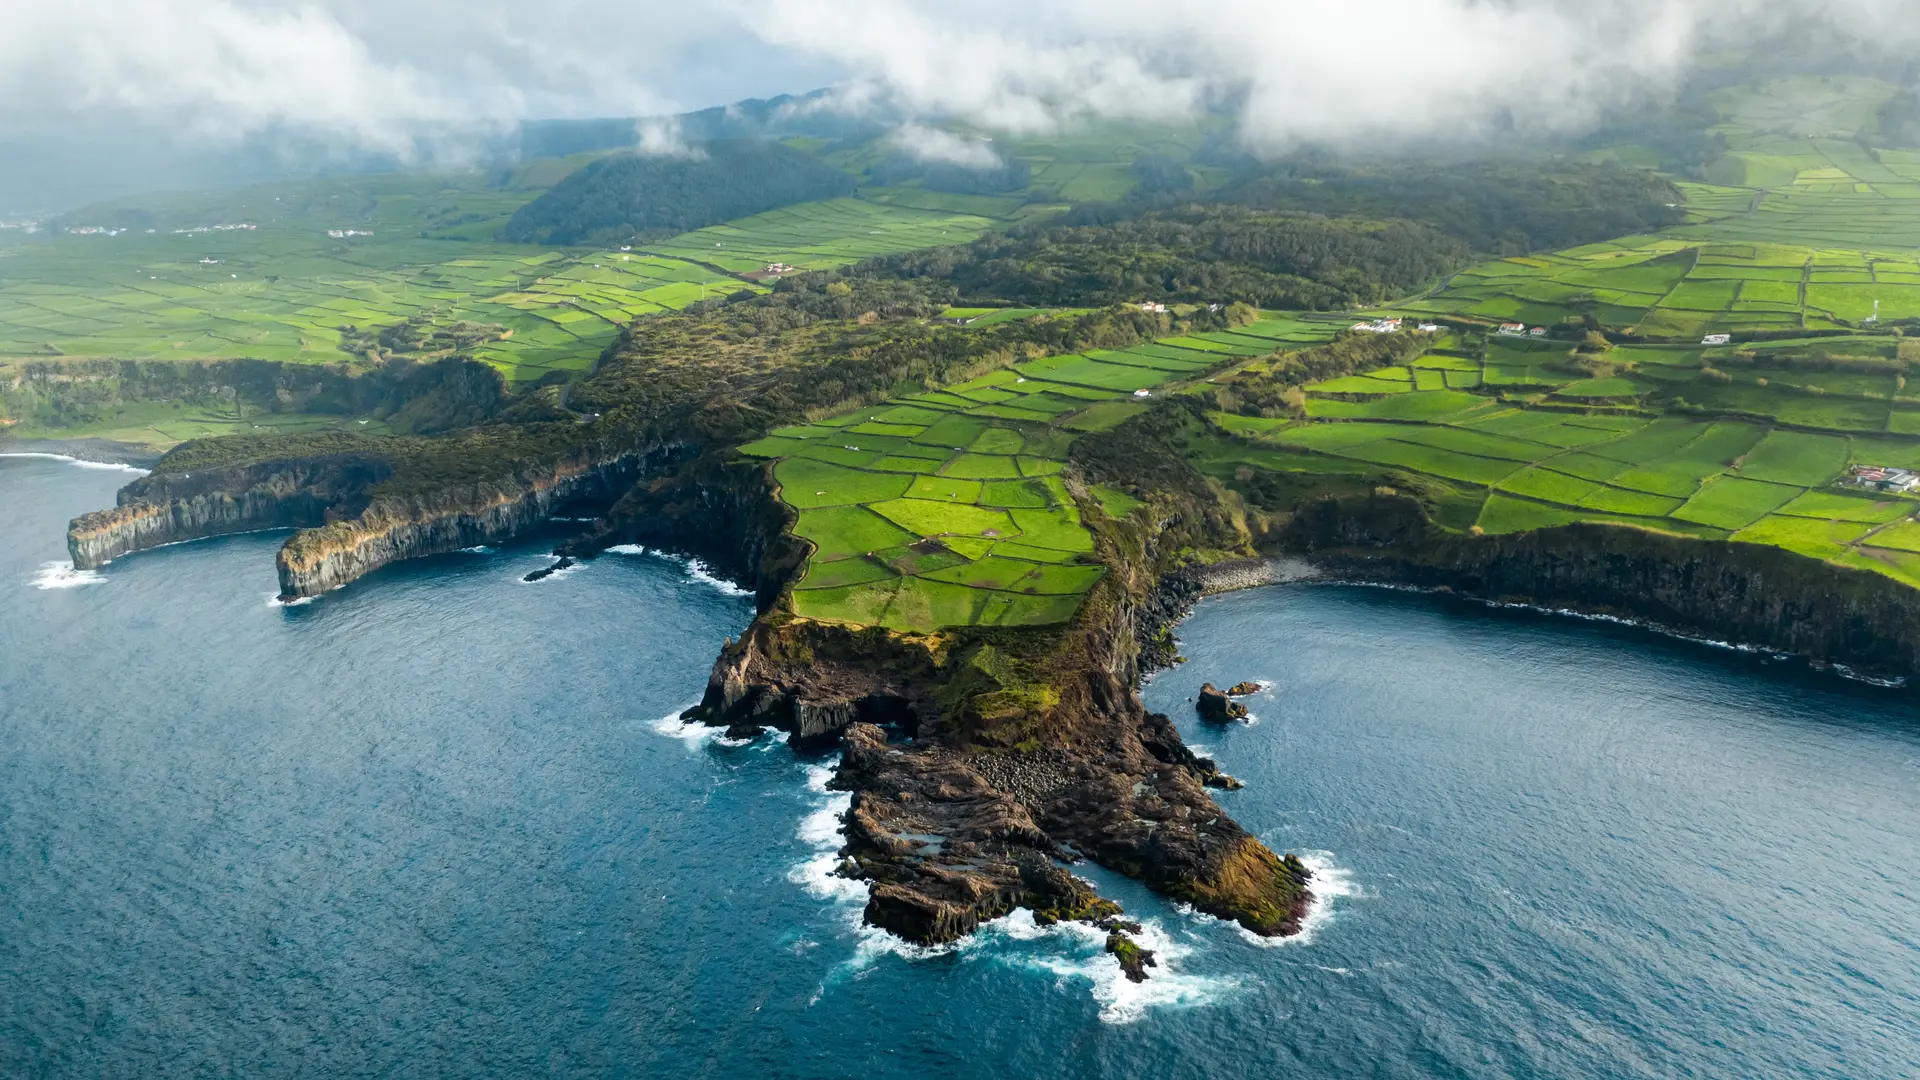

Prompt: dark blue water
[4,455,1917,1079]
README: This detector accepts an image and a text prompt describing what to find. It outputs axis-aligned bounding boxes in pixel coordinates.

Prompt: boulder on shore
[1196,683,1250,723]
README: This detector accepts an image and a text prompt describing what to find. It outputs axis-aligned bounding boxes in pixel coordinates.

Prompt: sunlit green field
[740,316,1342,631]
[1203,331,1920,590]
[0,175,1012,383]
[1398,234,1920,335]
[0,397,395,449]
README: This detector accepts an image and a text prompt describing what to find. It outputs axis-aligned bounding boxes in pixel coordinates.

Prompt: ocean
[3,454,1915,1078]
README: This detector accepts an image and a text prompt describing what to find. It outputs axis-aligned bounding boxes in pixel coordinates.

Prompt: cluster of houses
[326,229,374,239]
[1702,333,1732,346]
[762,263,798,275]
[1349,318,1443,335]
[172,224,255,235]
[66,226,127,237]
[1498,322,1548,338]
[1845,465,1920,493]
[1138,302,1170,314]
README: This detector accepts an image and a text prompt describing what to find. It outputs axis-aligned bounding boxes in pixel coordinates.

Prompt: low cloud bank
[4,0,1918,170]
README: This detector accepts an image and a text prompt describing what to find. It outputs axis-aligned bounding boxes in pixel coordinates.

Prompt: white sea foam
[459,545,494,555]
[0,452,148,476]
[991,911,1242,1025]
[264,592,314,608]
[649,706,724,748]
[790,758,1237,1024]
[1832,663,1908,689]
[683,557,752,596]
[789,763,868,905]
[607,545,752,595]
[31,561,104,589]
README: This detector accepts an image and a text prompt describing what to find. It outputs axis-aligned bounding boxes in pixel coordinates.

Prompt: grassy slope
[746,315,1344,631]
[0,173,1012,389]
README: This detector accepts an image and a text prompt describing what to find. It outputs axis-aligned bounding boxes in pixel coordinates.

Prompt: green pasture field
[741,317,1276,632]
[0,398,396,451]
[0,179,1007,388]
[642,198,999,274]
[1235,344,1920,588]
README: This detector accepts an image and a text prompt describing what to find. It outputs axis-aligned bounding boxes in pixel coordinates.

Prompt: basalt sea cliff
[1284,491,1920,680]
[67,435,684,600]
[57,403,1920,976]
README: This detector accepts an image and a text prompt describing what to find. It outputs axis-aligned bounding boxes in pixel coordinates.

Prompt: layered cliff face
[68,442,692,600]
[275,449,658,599]
[68,455,390,570]
[1287,492,1920,679]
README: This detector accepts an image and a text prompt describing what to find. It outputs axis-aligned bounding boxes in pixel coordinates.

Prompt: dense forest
[502,140,856,246]
[862,206,1468,309]
[1214,160,1686,255]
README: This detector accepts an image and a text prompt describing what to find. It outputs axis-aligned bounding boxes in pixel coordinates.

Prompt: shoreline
[1198,571,1911,690]
[0,436,164,469]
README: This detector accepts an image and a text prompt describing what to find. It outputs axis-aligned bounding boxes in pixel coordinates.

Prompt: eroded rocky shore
[59,420,1920,980]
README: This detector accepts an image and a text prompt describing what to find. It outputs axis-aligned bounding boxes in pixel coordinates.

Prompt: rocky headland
[54,393,1920,981]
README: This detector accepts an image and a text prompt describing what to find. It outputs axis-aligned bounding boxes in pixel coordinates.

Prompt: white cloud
[0,1,475,155]
[740,0,1920,149]
[1,0,1917,163]
[890,123,1001,168]
[635,118,701,158]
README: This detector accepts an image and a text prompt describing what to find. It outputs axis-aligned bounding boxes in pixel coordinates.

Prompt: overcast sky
[0,0,1912,207]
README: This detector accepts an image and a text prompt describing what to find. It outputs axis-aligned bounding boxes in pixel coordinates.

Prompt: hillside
[502,140,858,246]
[866,207,1469,310]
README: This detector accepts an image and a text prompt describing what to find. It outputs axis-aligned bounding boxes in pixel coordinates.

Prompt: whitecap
[459,545,494,555]
[649,706,723,748]
[264,592,313,608]
[610,545,751,594]
[796,793,851,849]
[991,912,1242,1025]
[683,557,752,596]
[31,561,104,589]
[0,452,148,476]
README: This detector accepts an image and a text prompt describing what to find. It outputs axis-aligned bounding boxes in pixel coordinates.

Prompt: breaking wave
[30,561,105,589]
[0,452,148,476]
[789,759,1239,1023]
[606,544,751,595]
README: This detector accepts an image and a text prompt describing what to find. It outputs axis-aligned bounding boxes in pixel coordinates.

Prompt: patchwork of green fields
[0,184,1008,383]
[641,198,1000,275]
[741,317,1341,631]
[1221,357,1920,588]
[1413,123,1920,336]
[1400,234,1920,335]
